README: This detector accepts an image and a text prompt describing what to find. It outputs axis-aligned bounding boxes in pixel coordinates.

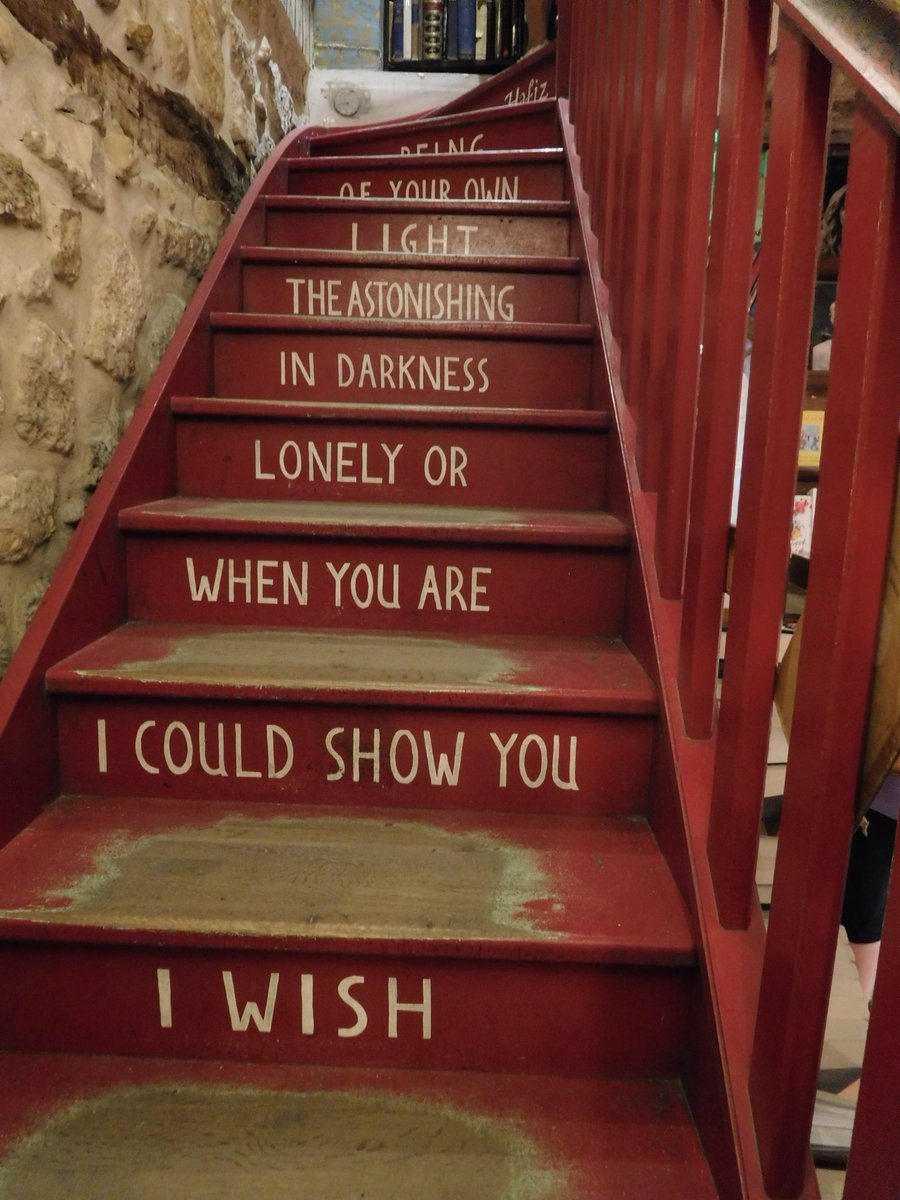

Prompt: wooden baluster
[638,0,686,483]
[567,0,585,146]
[653,0,723,599]
[607,0,641,336]
[708,15,830,932]
[554,0,572,98]
[573,0,602,236]
[622,0,664,405]
[596,0,625,271]
[678,0,771,740]
[750,99,900,1197]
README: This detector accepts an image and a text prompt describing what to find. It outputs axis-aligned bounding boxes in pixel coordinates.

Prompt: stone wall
[0,0,311,674]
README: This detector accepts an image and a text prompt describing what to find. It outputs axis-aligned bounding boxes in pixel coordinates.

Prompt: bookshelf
[384,0,528,73]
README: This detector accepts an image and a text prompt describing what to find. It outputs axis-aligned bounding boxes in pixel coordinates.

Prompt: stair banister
[749,94,900,1197]
[677,0,771,741]
[557,0,899,1194]
[709,13,831,931]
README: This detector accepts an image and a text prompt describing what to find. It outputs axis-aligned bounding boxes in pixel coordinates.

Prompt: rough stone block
[0,470,57,563]
[14,320,76,454]
[85,228,146,381]
[0,151,42,229]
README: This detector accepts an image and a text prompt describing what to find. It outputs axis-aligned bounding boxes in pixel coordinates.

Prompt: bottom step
[0,1052,720,1199]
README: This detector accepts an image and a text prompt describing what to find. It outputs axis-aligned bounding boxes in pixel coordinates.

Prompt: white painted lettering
[489,732,580,790]
[157,968,173,1029]
[198,722,227,777]
[388,977,432,1040]
[254,440,276,481]
[519,733,548,788]
[234,724,263,780]
[417,565,492,612]
[337,975,368,1038]
[353,727,380,782]
[163,721,193,775]
[490,732,518,788]
[97,718,108,774]
[223,971,279,1033]
[389,729,419,785]
[423,731,465,786]
[267,725,294,780]
[135,720,160,775]
[187,557,224,602]
[301,973,315,1035]
[325,726,345,781]
[552,736,579,791]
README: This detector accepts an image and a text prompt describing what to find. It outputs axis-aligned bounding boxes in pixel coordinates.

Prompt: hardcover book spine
[412,0,421,58]
[403,0,413,59]
[445,0,459,60]
[422,0,443,59]
[458,0,476,59]
[391,0,405,60]
[499,0,513,56]
[484,0,496,59]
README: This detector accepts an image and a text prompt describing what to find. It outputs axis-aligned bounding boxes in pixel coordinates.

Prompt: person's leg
[841,810,897,1004]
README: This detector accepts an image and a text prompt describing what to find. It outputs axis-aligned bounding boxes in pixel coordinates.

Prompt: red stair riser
[175,417,607,510]
[0,943,691,1077]
[307,107,560,158]
[241,262,581,324]
[212,328,592,409]
[287,159,565,202]
[56,699,654,816]
[124,536,626,637]
[265,206,573,257]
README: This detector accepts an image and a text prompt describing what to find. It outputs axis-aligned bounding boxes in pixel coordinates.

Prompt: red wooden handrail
[710,13,831,930]
[558,0,899,1194]
[750,95,900,1197]
[678,0,771,739]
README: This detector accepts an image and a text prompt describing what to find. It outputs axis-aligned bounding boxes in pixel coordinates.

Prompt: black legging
[841,809,898,943]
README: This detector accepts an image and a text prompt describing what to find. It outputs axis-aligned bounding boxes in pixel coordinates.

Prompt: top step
[285,150,566,203]
[304,100,560,158]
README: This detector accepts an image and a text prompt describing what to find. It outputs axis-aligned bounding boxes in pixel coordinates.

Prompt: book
[390,0,404,60]
[422,0,443,59]
[790,490,816,560]
[445,0,459,59]
[411,0,421,59]
[402,0,412,59]
[484,0,496,58]
[458,0,476,59]
[798,409,825,469]
[499,0,513,56]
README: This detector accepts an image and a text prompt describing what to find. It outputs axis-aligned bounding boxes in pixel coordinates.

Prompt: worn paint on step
[0,1084,565,1199]
[1,814,558,941]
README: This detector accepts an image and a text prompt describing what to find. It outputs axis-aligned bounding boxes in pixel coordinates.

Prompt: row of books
[389,0,525,64]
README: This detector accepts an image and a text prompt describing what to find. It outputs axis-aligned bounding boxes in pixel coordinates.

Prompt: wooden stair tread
[171,397,610,429]
[284,148,565,170]
[119,496,629,547]
[239,246,581,273]
[46,624,656,712]
[0,1053,719,1200]
[262,194,571,216]
[0,796,693,962]
[210,311,593,340]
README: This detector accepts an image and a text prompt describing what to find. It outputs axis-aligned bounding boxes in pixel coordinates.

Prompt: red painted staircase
[0,56,726,1199]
